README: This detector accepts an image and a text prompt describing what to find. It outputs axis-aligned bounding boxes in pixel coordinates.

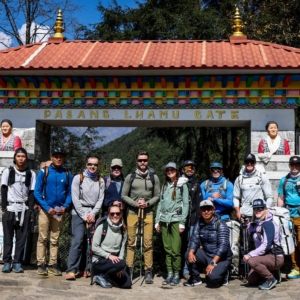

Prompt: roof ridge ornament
[50,9,66,42]
[230,6,247,42]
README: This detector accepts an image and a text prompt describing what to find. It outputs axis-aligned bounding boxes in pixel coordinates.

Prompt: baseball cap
[210,162,222,168]
[252,199,266,209]
[183,160,196,167]
[200,200,214,208]
[165,162,178,170]
[51,147,66,156]
[289,156,300,164]
[244,153,256,163]
[111,158,123,167]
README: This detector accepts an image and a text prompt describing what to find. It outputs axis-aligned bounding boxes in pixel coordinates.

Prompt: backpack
[41,166,69,199]
[7,166,32,187]
[128,169,156,197]
[204,178,228,196]
[268,206,295,255]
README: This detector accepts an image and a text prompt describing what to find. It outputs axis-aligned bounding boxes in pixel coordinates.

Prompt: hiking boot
[288,269,300,279]
[37,264,48,275]
[95,274,112,288]
[2,263,11,273]
[222,270,229,286]
[12,263,24,273]
[272,269,281,284]
[258,278,277,290]
[162,273,173,285]
[170,274,180,286]
[183,273,190,281]
[66,272,76,280]
[145,269,153,284]
[183,276,202,287]
[48,264,62,276]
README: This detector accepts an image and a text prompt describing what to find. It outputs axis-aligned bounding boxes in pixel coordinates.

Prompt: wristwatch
[210,261,217,267]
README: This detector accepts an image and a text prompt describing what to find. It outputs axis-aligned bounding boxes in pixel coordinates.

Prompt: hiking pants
[36,209,64,266]
[248,254,284,284]
[291,217,300,270]
[2,210,31,263]
[186,248,231,284]
[126,212,153,270]
[161,222,182,273]
[182,225,194,275]
[66,214,86,273]
[93,258,131,288]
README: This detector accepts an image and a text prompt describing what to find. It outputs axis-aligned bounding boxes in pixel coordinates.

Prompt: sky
[0,0,138,49]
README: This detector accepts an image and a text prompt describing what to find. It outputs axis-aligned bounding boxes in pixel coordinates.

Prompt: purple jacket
[247,211,281,258]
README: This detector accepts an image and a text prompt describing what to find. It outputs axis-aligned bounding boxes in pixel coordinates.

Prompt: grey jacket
[92,218,127,261]
[71,171,104,219]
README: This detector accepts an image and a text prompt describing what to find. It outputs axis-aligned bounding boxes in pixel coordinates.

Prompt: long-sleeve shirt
[71,171,104,219]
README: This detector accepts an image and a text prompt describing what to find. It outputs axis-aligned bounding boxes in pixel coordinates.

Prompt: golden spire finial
[51,9,66,39]
[231,6,245,37]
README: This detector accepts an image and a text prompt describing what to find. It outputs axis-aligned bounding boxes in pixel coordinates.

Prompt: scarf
[84,169,98,178]
[136,168,149,177]
[266,135,281,155]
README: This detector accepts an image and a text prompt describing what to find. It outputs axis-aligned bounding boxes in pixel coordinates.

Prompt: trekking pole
[85,223,92,279]
[139,208,145,286]
[242,221,249,281]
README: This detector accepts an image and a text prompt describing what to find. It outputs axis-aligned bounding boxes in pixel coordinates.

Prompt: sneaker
[2,263,11,273]
[288,269,300,279]
[37,264,48,276]
[222,270,229,286]
[259,278,277,290]
[272,269,281,284]
[66,272,76,280]
[48,264,62,276]
[183,273,190,281]
[170,274,180,286]
[145,269,153,284]
[12,263,24,273]
[162,273,173,285]
[183,276,202,287]
[95,274,112,288]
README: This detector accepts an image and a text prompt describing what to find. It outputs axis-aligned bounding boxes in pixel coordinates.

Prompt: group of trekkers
[1,145,300,291]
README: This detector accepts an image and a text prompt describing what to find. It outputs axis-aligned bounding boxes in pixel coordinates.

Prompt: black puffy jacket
[189,214,232,260]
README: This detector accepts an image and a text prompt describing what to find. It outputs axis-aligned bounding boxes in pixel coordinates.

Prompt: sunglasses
[184,165,195,171]
[109,212,121,217]
[112,166,122,170]
[87,163,98,167]
[200,206,213,212]
[244,161,255,165]
[137,159,148,163]
[253,207,264,212]
[211,167,222,173]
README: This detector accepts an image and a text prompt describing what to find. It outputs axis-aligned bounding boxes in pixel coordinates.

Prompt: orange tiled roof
[1,39,300,71]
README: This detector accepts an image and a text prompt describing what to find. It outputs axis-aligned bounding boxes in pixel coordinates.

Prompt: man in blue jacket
[200,162,234,221]
[34,147,72,276]
[184,200,232,287]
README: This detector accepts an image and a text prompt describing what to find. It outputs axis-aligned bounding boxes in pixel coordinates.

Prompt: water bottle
[288,220,293,232]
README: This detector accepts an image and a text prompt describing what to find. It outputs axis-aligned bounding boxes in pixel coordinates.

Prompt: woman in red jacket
[1,119,22,151]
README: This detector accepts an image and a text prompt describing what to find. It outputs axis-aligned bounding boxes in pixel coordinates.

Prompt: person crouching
[92,205,131,289]
[243,199,284,290]
[184,200,232,287]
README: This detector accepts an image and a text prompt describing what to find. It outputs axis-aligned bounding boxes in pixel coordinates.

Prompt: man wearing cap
[184,200,232,287]
[200,162,234,222]
[1,148,36,273]
[122,150,160,284]
[66,157,104,280]
[233,153,273,221]
[34,147,73,276]
[181,160,202,280]
[277,155,300,279]
[102,158,125,217]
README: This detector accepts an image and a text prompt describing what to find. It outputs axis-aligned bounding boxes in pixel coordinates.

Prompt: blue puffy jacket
[34,164,73,212]
[189,214,232,260]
